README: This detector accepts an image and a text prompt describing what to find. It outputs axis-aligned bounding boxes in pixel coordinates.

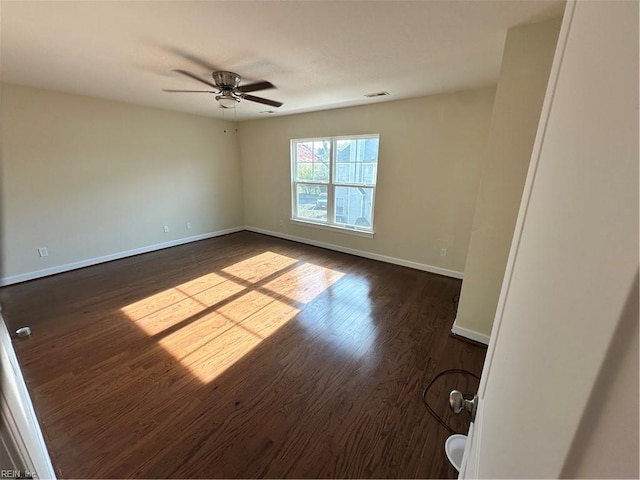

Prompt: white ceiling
[0,0,565,121]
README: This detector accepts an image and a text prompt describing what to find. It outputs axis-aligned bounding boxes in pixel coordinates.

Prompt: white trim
[245,225,464,279]
[290,219,374,238]
[0,227,244,286]
[451,322,491,345]
[0,316,57,479]
[460,400,483,479]
[2,224,463,286]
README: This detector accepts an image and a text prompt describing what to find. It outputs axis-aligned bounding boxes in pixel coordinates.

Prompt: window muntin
[291,135,379,233]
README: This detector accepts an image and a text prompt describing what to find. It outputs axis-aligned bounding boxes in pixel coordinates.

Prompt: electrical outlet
[186,222,192,230]
[440,248,447,257]
[163,225,169,233]
[38,247,49,257]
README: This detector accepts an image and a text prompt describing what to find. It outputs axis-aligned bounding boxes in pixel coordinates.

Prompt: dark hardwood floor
[0,232,486,479]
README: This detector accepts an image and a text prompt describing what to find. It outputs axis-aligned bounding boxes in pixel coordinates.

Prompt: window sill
[290,219,375,238]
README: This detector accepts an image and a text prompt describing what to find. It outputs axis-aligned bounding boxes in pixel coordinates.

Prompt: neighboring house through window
[291,135,379,234]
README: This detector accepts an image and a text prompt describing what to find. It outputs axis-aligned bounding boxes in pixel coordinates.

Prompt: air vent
[364,91,390,98]
[260,110,277,114]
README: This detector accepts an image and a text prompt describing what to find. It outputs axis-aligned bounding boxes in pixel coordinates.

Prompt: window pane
[336,139,355,163]
[295,141,313,181]
[295,184,328,222]
[357,138,379,163]
[334,137,379,186]
[313,162,329,182]
[335,163,354,183]
[295,140,330,183]
[297,162,313,181]
[313,141,330,163]
[312,140,330,182]
[334,186,374,230]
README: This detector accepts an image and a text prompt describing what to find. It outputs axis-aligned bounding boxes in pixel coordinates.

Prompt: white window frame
[290,134,379,237]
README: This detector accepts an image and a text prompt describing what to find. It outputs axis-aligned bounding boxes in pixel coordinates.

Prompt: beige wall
[453,18,561,341]
[1,84,496,283]
[1,84,244,281]
[238,89,495,275]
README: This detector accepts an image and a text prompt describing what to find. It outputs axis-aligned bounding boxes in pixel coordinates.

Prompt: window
[291,135,379,234]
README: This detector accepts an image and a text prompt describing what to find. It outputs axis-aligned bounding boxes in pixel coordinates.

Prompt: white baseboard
[2,225,464,286]
[0,227,244,286]
[451,322,491,345]
[245,226,464,280]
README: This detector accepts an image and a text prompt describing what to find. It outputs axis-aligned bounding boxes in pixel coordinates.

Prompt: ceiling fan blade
[165,47,220,72]
[173,69,219,90]
[162,89,214,93]
[242,94,283,108]
[237,81,276,93]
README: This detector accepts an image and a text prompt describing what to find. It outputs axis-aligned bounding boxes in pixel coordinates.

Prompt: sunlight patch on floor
[121,272,231,334]
[120,251,346,384]
[262,262,346,304]
[162,295,300,383]
[222,251,299,283]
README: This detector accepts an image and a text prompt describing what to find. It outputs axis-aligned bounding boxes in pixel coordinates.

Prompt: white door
[460,1,639,477]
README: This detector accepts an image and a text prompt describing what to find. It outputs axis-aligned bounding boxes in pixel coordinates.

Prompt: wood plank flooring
[0,232,486,478]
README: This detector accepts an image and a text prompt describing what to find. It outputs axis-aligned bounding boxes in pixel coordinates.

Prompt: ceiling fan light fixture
[216,93,238,109]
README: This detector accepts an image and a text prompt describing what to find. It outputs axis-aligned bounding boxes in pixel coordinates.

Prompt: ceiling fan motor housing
[213,71,241,89]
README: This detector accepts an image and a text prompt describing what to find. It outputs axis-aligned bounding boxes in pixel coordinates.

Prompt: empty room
[1,1,637,479]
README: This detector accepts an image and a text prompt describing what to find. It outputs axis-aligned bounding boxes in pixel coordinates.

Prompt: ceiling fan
[163,69,282,109]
